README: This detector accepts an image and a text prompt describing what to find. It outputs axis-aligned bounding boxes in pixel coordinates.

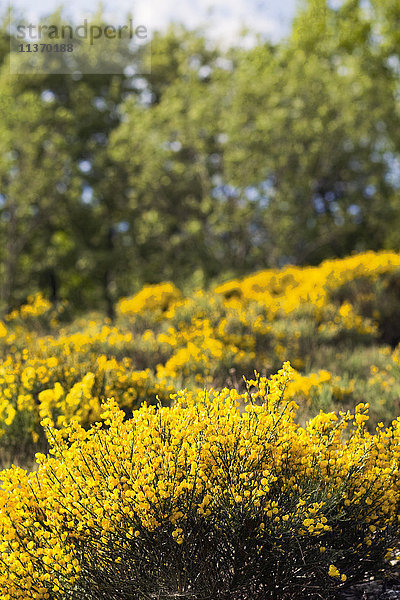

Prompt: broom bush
[0,363,399,599]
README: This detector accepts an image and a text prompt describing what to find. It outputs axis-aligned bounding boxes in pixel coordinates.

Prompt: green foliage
[0,2,399,314]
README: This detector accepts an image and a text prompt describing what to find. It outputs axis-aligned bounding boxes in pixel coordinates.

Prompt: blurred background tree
[0,0,399,315]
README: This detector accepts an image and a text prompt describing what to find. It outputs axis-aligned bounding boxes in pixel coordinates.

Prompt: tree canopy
[1,0,399,314]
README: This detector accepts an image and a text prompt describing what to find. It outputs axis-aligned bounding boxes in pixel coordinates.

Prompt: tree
[224,0,400,264]
[0,11,138,315]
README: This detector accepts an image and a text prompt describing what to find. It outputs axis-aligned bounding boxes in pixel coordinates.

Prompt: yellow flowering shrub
[156,291,270,387]
[0,333,174,465]
[5,293,66,332]
[221,251,400,313]
[0,363,399,599]
[1,250,400,465]
[286,368,332,404]
[117,282,181,318]
[6,292,52,322]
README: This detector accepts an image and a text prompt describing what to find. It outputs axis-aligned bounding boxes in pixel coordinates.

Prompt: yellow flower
[328,565,340,578]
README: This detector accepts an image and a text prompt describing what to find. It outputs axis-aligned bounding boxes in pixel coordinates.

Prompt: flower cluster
[117,282,181,318]
[5,293,52,322]
[0,326,174,463]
